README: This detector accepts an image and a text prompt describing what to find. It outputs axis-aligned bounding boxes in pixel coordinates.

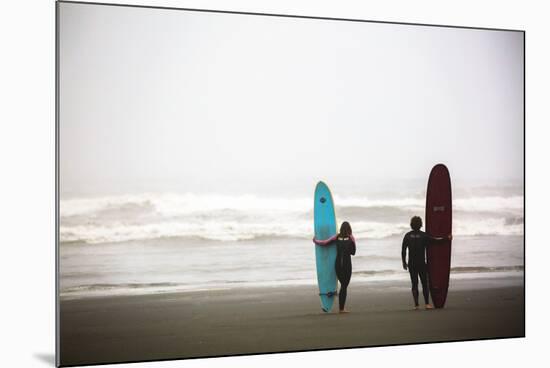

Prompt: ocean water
[59,188,524,299]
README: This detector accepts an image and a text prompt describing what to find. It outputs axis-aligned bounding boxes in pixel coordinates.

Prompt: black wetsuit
[401,230,430,306]
[335,236,356,310]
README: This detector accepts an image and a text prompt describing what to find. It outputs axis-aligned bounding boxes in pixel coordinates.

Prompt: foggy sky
[59,3,524,197]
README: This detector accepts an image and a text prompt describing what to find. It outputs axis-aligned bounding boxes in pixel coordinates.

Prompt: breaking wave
[60,192,523,244]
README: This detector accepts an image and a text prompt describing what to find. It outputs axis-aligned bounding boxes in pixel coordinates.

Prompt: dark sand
[59,276,524,366]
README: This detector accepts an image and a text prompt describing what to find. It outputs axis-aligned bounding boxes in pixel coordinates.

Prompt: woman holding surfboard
[313,222,356,314]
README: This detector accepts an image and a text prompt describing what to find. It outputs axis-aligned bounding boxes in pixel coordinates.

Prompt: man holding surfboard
[402,216,452,310]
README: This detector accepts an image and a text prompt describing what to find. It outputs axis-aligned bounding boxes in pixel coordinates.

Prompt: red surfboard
[426,164,452,309]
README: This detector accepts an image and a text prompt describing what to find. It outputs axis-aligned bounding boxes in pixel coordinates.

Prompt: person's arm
[312,234,337,246]
[401,235,408,270]
[349,235,356,256]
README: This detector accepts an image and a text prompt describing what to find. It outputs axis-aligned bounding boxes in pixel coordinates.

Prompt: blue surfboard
[314,181,338,313]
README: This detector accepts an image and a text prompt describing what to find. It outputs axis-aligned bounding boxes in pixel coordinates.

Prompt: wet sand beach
[59,276,524,366]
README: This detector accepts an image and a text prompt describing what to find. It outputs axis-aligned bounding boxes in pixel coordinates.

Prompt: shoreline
[60,275,524,366]
[59,271,524,301]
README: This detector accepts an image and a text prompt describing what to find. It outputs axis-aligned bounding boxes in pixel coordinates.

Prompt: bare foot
[413,305,420,310]
[425,304,434,310]
[339,309,350,314]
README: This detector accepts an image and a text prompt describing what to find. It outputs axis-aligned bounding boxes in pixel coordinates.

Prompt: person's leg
[339,283,348,311]
[409,267,419,308]
[336,264,351,312]
[419,266,433,309]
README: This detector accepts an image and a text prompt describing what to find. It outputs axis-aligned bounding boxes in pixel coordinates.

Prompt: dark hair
[410,216,422,231]
[339,221,352,238]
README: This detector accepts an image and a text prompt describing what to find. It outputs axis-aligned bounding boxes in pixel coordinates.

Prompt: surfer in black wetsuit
[402,216,452,310]
[313,222,356,313]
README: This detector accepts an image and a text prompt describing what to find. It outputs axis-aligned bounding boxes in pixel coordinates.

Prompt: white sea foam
[454,218,523,236]
[61,192,523,217]
[60,193,311,217]
[60,192,523,244]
